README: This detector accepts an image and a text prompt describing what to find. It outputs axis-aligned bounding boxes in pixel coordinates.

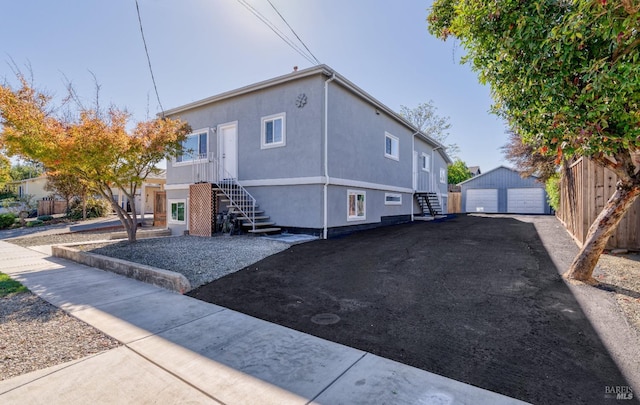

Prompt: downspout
[323,73,336,239]
[431,146,442,192]
[410,132,419,221]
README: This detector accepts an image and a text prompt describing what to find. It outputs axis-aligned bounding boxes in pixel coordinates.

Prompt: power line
[135,0,164,116]
[236,0,318,65]
[266,0,320,65]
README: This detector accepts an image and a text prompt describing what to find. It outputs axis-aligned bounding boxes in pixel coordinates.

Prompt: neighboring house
[468,166,481,177]
[5,176,49,200]
[163,65,452,238]
[459,166,551,214]
[110,169,166,214]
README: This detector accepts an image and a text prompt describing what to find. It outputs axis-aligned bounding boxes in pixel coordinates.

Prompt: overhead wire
[265,0,320,65]
[135,0,165,117]
[236,0,319,66]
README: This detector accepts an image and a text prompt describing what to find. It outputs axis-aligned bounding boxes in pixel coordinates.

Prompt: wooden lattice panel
[189,183,216,237]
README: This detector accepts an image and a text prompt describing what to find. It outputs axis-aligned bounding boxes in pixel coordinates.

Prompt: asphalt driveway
[188,214,638,404]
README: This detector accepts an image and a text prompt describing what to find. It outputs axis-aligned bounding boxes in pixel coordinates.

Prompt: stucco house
[163,65,452,238]
[459,166,551,214]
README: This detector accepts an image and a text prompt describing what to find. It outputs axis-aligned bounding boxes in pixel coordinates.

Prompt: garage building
[458,166,551,214]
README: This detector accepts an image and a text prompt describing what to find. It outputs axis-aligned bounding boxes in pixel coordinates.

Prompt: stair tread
[242,221,276,227]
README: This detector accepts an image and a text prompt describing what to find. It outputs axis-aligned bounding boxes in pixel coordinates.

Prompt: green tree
[0,74,190,242]
[9,161,43,181]
[448,159,472,185]
[400,101,460,158]
[44,172,89,217]
[428,0,640,284]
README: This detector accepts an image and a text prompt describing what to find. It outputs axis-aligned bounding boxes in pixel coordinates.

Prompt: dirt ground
[188,215,638,404]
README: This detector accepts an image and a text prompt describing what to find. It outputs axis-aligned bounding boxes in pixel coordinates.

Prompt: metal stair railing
[192,152,256,231]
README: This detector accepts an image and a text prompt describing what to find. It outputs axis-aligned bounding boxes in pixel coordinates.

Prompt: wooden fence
[557,157,640,249]
[448,192,461,214]
[38,199,68,216]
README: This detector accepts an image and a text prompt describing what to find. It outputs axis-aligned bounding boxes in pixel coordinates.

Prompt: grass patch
[0,272,28,297]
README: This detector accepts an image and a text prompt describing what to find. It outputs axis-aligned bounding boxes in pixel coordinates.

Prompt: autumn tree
[429,0,640,284]
[0,154,10,190]
[0,74,190,242]
[501,131,557,182]
[448,159,472,185]
[400,101,460,158]
[44,172,89,217]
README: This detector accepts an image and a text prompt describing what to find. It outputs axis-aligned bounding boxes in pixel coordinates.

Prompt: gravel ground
[7,232,113,247]
[595,252,640,332]
[0,292,120,381]
[74,235,290,289]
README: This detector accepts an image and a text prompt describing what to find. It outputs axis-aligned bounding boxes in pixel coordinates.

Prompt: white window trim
[440,167,447,184]
[174,128,209,167]
[168,199,187,224]
[261,112,286,149]
[384,132,399,161]
[385,193,402,205]
[347,189,366,221]
[421,153,430,172]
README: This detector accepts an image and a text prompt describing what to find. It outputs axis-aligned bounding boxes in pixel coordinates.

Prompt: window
[421,153,430,172]
[261,113,286,148]
[385,132,399,160]
[176,131,208,163]
[385,193,402,205]
[169,199,186,224]
[347,190,366,221]
[440,168,447,184]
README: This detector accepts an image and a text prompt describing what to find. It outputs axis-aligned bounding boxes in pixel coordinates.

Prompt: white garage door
[466,189,498,213]
[507,188,545,214]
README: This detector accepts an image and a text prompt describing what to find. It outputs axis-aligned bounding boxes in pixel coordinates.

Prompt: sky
[1,0,510,172]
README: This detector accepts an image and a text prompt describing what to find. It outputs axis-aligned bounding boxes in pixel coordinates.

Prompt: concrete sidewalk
[0,241,527,404]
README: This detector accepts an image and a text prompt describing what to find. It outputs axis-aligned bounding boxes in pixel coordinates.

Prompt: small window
[176,130,208,163]
[261,113,286,148]
[385,193,402,205]
[385,132,399,160]
[347,190,366,221]
[440,168,447,184]
[169,199,186,224]
[421,153,430,172]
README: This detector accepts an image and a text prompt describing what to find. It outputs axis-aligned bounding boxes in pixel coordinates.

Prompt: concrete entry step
[248,227,282,234]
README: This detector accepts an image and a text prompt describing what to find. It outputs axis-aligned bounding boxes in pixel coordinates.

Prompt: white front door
[218,122,238,180]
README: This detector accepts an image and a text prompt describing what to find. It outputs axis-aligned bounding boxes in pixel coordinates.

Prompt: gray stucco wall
[166,74,326,185]
[460,167,550,214]
[326,84,413,189]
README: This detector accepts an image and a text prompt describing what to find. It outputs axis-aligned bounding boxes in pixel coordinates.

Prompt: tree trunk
[127,199,138,243]
[564,181,640,283]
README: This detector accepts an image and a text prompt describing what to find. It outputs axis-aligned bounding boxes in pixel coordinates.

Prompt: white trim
[173,128,210,166]
[218,121,239,180]
[384,132,399,161]
[164,183,191,190]
[261,112,286,149]
[384,193,402,205]
[168,199,186,224]
[347,189,366,221]
[238,176,413,193]
[330,177,412,194]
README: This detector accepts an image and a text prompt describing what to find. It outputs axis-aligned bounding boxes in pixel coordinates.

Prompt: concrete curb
[51,245,191,294]
[108,228,171,240]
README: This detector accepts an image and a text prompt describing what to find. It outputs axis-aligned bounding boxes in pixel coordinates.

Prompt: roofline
[457,165,537,186]
[160,64,453,164]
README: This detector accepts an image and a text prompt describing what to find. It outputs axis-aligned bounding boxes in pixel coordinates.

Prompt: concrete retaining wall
[52,245,191,294]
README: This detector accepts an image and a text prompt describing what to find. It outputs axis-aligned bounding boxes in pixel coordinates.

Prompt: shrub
[69,197,111,220]
[0,213,16,229]
[37,215,54,222]
[26,220,44,227]
[545,173,560,212]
